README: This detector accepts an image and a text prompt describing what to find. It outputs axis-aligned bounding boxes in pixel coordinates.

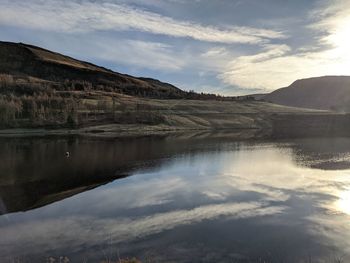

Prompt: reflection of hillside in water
[1,135,350,215]
[1,135,350,261]
[0,134,243,214]
[290,138,350,170]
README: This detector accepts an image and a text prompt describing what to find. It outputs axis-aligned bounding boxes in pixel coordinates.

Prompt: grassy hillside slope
[0,41,186,98]
[264,76,350,111]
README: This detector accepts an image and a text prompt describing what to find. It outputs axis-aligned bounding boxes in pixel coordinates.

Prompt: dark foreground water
[1,135,350,262]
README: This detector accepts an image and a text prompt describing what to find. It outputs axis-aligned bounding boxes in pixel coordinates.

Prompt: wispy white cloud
[0,0,286,44]
[23,34,189,72]
[2,0,350,94]
[217,0,350,92]
[199,47,235,72]
[310,0,350,53]
[90,39,186,71]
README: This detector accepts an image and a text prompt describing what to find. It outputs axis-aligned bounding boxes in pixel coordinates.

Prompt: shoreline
[0,124,262,139]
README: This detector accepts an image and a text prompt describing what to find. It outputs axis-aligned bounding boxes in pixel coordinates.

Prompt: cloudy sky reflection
[1,139,350,261]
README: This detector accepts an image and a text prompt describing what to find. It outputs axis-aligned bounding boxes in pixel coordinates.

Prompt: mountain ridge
[263,75,350,111]
[0,41,185,98]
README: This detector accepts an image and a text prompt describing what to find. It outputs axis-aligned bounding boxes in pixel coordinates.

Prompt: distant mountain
[0,41,185,98]
[264,76,350,111]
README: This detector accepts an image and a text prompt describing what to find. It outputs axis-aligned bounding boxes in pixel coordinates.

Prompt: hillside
[1,41,348,138]
[264,76,350,111]
[0,41,231,128]
[0,41,186,98]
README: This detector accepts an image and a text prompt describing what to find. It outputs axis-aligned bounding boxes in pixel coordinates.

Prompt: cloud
[13,33,189,72]
[218,44,298,90]
[88,39,186,71]
[310,0,350,54]
[0,0,286,44]
[199,47,235,71]
[2,0,350,94]
[217,0,350,92]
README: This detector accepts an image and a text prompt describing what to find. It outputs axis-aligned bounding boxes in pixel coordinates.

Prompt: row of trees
[0,96,22,124]
[0,94,79,127]
[0,92,171,128]
[0,74,259,101]
[0,72,260,128]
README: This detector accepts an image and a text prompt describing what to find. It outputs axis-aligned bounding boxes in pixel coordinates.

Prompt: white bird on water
[65,151,70,157]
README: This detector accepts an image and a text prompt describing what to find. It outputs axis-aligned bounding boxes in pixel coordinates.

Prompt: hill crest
[0,41,185,98]
[264,75,350,111]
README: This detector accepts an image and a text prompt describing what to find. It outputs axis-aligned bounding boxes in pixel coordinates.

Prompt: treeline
[0,74,258,128]
[0,94,81,128]
[0,73,186,99]
[185,90,257,101]
[0,74,257,101]
[0,94,168,128]
[0,96,22,124]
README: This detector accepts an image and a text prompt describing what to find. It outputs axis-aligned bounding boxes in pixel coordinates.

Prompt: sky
[1,0,350,95]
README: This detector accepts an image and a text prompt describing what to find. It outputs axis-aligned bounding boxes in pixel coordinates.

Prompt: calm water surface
[1,135,350,262]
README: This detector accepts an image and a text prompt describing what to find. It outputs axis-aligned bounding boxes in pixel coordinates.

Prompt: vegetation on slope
[0,41,257,129]
[0,41,336,135]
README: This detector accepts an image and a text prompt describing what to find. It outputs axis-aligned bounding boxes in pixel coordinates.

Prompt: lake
[1,134,350,262]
